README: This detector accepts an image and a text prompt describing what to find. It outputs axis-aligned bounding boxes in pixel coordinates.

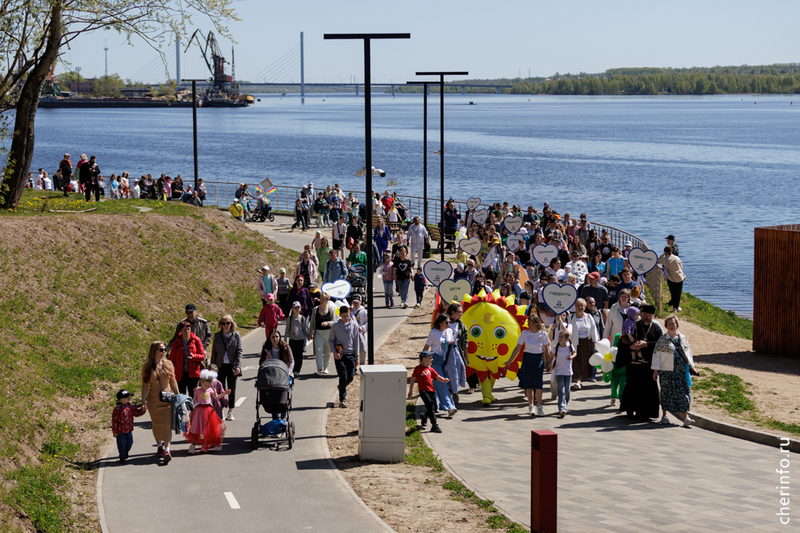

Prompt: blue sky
[59,0,800,83]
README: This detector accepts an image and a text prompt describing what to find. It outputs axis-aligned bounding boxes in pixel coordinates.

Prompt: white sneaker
[467,388,474,394]
[660,415,670,425]
[323,368,329,374]
[683,416,696,427]
[414,303,421,308]
[559,410,566,418]
[225,411,234,421]
[213,445,223,452]
[529,405,536,415]
[537,406,545,416]
[188,444,196,455]
[402,302,408,309]
[315,370,323,376]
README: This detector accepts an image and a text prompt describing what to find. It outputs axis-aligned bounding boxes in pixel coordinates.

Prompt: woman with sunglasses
[169,320,206,395]
[210,315,242,421]
[141,341,179,463]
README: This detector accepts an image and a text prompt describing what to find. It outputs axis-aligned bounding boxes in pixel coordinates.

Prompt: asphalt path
[100,218,411,533]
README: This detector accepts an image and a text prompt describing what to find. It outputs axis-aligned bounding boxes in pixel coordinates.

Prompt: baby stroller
[347,263,367,305]
[251,198,275,222]
[251,359,295,450]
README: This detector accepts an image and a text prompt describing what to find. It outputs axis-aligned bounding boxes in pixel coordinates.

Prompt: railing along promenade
[200,181,662,312]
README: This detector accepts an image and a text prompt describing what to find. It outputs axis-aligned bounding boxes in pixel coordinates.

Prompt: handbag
[160,391,175,403]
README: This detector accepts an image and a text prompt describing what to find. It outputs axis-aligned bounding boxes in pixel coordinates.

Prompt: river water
[29,93,800,316]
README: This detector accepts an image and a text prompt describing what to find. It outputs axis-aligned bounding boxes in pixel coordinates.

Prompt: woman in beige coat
[141,341,179,463]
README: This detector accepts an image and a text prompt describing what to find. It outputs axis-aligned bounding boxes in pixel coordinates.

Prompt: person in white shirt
[568,298,600,391]
[42,172,52,190]
[351,295,368,365]
[504,314,551,416]
[407,216,429,269]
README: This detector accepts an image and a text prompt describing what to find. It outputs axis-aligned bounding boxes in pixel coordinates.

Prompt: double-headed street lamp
[183,79,206,192]
[405,80,437,230]
[324,33,410,365]
[414,71,468,260]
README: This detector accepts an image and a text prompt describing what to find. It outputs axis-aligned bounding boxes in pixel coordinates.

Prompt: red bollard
[531,429,557,533]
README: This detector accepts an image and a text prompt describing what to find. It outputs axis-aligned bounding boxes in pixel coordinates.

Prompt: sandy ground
[326,293,800,532]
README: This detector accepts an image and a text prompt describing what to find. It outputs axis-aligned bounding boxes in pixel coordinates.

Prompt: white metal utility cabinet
[358,364,407,462]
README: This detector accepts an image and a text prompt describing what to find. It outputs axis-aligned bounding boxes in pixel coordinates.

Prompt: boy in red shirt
[408,352,449,433]
[111,390,146,464]
[257,293,285,338]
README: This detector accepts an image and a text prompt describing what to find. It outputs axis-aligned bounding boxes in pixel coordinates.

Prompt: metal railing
[198,181,661,312]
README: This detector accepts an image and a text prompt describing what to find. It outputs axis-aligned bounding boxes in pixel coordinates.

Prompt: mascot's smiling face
[461,290,525,380]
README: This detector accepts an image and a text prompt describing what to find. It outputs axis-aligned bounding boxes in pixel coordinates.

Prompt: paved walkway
[100,218,411,533]
[425,378,797,532]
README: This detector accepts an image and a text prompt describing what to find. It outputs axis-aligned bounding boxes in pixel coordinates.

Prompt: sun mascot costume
[461,289,527,404]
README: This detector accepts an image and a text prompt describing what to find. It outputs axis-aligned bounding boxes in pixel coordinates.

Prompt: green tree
[54,70,84,85]
[92,74,126,97]
[694,78,708,95]
[0,0,239,210]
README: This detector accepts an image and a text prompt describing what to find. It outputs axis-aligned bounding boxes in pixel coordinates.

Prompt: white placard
[459,237,482,256]
[504,216,523,234]
[532,244,559,266]
[438,279,473,304]
[472,209,488,225]
[321,279,352,300]
[506,233,525,252]
[541,283,578,315]
[628,248,659,276]
[466,197,481,210]
[423,260,453,287]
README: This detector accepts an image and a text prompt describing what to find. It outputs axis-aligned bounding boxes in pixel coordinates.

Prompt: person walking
[407,216,429,268]
[169,321,206,395]
[659,245,686,312]
[309,292,337,375]
[141,341,179,463]
[393,247,413,308]
[619,304,663,421]
[653,316,699,426]
[328,304,362,408]
[169,304,212,352]
[257,265,277,306]
[285,302,310,376]
[351,295,368,365]
[59,153,72,195]
[209,315,242,421]
[323,249,348,283]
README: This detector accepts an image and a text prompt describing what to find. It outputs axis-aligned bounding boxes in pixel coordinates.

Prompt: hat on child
[267,293,276,300]
[292,301,301,308]
[116,390,132,401]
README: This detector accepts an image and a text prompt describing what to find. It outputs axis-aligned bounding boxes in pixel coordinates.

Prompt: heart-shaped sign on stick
[321,279,352,300]
[506,233,525,252]
[541,283,578,315]
[438,279,473,304]
[628,248,659,276]
[423,260,453,286]
[472,209,488,225]
[459,237,482,256]
[504,216,523,234]
[532,244,559,266]
[466,197,481,210]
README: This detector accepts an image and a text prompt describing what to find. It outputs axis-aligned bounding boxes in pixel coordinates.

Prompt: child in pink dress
[184,369,229,453]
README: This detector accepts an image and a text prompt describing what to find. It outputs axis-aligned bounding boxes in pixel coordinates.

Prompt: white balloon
[595,339,611,353]
[601,360,614,373]
[588,352,604,366]
[608,347,618,361]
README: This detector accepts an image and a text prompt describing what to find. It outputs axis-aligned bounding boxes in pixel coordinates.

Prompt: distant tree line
[509,64,800,95]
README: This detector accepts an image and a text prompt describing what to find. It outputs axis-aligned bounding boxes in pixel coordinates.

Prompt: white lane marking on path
[224,492,240,509]
[241,365,256,371]
[235,396,247,408]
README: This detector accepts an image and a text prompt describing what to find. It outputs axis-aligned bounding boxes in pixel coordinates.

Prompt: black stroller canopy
[257,359,291,391]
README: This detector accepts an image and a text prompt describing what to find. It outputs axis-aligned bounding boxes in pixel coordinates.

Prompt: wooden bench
[427,225,456,253]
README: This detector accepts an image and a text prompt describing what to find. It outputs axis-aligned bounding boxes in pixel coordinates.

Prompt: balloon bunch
[589,339,618,374]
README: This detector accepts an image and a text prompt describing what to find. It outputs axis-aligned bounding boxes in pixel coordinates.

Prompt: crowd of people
[24,153,207,205]
[111,189,694,464]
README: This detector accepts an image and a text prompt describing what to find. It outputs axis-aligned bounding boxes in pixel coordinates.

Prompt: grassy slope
[0,192,298,533]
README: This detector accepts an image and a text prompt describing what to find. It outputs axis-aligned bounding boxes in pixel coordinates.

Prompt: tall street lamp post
[414,71,468,260]
[184,79,207,192]
[405,80,437,230]
[324,33,410,365]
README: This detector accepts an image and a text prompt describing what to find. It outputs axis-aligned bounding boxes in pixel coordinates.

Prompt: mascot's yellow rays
[461,289,528,404]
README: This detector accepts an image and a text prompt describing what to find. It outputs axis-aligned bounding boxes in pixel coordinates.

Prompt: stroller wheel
[268,213,275,222]
[250,427,259,450]
[288,421,295,449]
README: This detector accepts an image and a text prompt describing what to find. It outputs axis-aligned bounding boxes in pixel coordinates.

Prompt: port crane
[184,30,254,106]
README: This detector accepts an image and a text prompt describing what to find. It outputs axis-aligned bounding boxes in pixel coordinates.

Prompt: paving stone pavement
[426,378,798,533]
